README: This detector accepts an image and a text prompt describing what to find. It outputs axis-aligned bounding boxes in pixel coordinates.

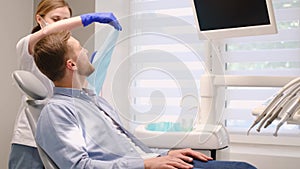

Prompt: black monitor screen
[194,0,271,31]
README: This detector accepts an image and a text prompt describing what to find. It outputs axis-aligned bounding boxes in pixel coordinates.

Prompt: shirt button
[130,148,134,152]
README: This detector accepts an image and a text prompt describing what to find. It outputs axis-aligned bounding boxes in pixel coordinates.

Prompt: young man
[33,31,257,169]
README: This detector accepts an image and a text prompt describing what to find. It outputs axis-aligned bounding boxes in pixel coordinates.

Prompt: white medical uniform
[11,34,54,147]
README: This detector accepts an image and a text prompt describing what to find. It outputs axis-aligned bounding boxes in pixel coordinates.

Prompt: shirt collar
[53,87,96,99]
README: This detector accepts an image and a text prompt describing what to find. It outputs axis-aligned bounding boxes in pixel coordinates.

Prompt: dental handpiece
[247,77,300,135]
[273,97,300,137]
[256,95,285,132]
[264,87,300,128]
[263,107,282,129]
[292,107,300,122]
[247,93,282,135]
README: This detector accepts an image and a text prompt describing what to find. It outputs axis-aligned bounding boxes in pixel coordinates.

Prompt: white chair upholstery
[12,70,59,169]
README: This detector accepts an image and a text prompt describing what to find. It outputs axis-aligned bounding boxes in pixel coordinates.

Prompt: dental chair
[12,70,59,169]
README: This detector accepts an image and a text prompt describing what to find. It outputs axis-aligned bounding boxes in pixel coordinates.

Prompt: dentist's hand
[80,12,122,31]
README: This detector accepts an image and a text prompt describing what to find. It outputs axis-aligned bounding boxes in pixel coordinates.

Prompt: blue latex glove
[80,12,122,31]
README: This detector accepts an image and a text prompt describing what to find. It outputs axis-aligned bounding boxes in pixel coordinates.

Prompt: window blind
[129,0,206,125]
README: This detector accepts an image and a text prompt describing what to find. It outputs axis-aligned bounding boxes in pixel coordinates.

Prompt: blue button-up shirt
[36,87,153,169]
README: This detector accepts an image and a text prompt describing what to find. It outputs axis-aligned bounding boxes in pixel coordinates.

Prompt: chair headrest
[12,70,48,100]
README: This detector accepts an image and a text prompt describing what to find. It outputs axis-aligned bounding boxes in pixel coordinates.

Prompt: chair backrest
[12,70,59,169]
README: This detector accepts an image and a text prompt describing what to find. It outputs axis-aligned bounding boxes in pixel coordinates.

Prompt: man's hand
[144,156,194,169]
[168,148,213,162]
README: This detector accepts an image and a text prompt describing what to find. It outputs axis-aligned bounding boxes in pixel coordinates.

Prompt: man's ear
[66,59,77,70]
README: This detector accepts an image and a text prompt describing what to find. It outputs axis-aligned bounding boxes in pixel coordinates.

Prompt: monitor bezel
[191,0,278,40]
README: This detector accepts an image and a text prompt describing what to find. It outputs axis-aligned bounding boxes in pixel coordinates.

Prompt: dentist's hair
[33,31,71,82]
[32,0,72,33]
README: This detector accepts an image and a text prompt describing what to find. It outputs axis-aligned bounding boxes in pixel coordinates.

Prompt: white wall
[0,0,33,168]
[66,0,95,53]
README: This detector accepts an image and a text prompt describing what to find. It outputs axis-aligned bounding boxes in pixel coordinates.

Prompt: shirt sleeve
[16,35,34,71]
[36,101,145,169]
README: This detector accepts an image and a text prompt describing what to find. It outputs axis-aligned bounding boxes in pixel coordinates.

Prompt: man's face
[68,37,95,77]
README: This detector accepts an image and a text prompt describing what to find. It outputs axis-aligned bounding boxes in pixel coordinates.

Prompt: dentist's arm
[29,13,122,55]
